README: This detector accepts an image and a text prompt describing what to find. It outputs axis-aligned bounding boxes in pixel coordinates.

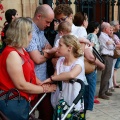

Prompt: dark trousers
[37,93,53,120]
[99,55,113,96]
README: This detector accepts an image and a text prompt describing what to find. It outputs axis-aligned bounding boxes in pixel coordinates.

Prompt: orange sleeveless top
[0,46,37,100]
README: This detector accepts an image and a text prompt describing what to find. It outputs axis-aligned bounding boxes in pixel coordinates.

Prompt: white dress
[51,57,85,111]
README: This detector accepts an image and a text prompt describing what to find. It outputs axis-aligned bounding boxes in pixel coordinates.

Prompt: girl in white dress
[42,34,86,111]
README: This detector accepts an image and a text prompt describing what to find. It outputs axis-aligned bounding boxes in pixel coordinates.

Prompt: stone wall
[0,0,39,28]
[0,0,119,29]
[109,1,119,21]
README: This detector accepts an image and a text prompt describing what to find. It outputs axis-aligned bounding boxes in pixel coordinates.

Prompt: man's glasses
[54,16,68,23]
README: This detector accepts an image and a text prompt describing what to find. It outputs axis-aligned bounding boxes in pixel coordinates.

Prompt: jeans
[114,57,120,69]
[84,70,97,111]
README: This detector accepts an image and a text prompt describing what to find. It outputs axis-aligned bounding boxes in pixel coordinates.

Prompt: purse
[113,48,120,59]
[80,43,96,74]
[84,57,96,74]
[0,89,30,120]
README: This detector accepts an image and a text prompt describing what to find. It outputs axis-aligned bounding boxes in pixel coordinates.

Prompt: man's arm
[28,50,47,64]
[26,36,49,64]
[26,31,53,64]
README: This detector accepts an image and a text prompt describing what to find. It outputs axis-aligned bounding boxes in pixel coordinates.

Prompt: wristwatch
[40,51,44,56]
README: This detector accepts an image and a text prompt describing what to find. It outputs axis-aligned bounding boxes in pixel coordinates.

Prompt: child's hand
[44,47,58,54]
[51,47,58,53]
[45,44,51,49]
[43,49,50,53]
[41,78,52,85]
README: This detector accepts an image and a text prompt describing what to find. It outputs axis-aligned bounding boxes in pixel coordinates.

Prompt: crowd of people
[0,3,120,120]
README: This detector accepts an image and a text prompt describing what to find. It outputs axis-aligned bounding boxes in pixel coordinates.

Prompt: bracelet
[40,51,48,60]
[41,85,47,93]
[50,76,54,82]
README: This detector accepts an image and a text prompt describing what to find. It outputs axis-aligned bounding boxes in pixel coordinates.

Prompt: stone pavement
[86,81,120,120]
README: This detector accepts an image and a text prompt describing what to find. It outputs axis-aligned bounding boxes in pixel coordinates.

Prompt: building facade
[0,0,39,27]
[0,0,120,28]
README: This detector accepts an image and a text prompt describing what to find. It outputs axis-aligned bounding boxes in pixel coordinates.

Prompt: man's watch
[40,51,44,56]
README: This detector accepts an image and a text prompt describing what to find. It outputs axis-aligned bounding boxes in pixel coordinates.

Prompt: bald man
[98,22,115,100]
[26,4,54,81]
[26,4,54,120]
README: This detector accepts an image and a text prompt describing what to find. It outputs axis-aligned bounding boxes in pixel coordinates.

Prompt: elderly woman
[0,17,56,120]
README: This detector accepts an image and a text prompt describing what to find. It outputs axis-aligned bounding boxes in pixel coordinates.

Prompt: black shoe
[99,95,110,100]
[105,92,112,96]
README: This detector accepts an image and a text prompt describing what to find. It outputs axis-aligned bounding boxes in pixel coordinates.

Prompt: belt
[0,90,24,100]
[102,55,113,58]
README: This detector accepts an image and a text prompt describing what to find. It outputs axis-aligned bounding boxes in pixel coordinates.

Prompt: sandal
[114,85,120,88]
[94,98,100,104]
[111,87,115,92]
[108,87,115,92]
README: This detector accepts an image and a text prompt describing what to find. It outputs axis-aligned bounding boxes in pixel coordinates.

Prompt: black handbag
[0,89,30,120]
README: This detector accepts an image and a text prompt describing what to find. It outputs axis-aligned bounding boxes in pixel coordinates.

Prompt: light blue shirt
[26,22,49,81]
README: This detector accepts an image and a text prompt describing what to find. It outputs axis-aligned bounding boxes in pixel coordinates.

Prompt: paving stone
[87,81,120,120]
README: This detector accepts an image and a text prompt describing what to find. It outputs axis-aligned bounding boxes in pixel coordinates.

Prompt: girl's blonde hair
[61,35,83,58]
[5,17,32,48]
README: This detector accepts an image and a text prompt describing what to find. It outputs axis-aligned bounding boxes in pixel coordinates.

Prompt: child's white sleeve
[54,39,60,47]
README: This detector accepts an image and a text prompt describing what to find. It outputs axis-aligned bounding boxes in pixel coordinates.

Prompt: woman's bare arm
[6,51,56,94]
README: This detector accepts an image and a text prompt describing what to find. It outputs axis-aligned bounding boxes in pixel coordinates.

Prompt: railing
[41,0,120,23]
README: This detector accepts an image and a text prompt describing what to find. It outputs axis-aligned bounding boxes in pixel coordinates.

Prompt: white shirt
[54,24,87,46]
[71,24,87,38]
[51,57,85,111]
[99,32,115,56]
[54,35,62,47]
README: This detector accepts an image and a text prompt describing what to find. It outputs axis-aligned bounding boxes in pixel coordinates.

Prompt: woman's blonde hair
[5,17,32,48]
[61,35,83,58]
